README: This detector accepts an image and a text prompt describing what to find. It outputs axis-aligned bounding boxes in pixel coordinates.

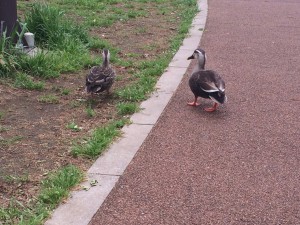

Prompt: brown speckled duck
[86,49,116,94]
[187,48,227,112]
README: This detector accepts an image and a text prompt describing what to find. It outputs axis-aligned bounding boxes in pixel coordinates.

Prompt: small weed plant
[86,106,96,118]
[66,121,82,132]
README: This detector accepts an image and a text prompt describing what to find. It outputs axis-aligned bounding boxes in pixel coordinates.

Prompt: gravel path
[89,0,300,224]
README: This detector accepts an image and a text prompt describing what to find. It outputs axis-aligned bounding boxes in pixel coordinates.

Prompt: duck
[86,49,116,94]
[187,48,227,112]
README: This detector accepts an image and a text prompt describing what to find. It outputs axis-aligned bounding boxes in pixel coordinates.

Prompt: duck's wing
[199,70,225,93]
[200,80,219,93]
[87,66,115,84]
[215,74,225,92]
[87,66,106,82]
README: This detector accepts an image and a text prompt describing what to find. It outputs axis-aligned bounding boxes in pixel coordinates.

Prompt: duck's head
[102,49,110,59]
[187,48,206,70]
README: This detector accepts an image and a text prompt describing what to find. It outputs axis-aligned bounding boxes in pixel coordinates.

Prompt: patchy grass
[0,136,23,147]
[85,106,96,118]
[117,102,139,116]
[39,165,83,205]
[69,99,83,108]
[71,119,127,158]
[38,94,59,104]
[0,111,5,120]
[66,121,82,132]
[0,165,83,225]
[14,73,45,90]
[0,125,9,132]
[61,88,71,95]
[3,173,29,184]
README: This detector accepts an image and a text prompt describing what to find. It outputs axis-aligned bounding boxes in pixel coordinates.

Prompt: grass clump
[14,73,44,90]
[0,136,23,147]
[3,173,29,184]
[38,94,59,104]
[1,3,95,80]
[0,125,9,132]
[86,106,96,118]
[66,121,82,132]
[117,102,139,115]
[0,111,4,120]
[25,3,89,50]
[0,165,83,225]
[39,165,83,205]
[61,88,71,95]
[71,119,127,158]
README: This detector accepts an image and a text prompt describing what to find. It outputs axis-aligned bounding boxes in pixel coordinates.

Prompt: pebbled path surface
[90,0,300,224]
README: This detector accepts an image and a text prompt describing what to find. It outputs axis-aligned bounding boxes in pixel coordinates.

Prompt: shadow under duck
[187,48,227,112]
[86,49,116,94]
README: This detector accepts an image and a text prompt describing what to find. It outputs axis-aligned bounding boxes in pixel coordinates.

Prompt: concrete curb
[45,1,207,224]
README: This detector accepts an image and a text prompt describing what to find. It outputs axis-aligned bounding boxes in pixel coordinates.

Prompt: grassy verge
[0,0,199,223]
[0,165,83,225]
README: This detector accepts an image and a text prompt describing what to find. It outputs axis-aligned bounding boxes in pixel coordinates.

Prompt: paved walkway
[89,0,300,224]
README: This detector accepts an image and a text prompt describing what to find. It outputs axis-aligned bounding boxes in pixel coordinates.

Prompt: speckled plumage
[86,49,115,94]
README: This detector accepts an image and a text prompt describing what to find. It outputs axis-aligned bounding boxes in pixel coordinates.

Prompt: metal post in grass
[0,0,18,37]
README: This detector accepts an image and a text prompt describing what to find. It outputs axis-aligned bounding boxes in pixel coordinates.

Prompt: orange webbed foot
[187,102,200,106]
[204,103,218,112]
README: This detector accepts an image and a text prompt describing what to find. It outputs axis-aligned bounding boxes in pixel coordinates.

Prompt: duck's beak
[187,55,194,60]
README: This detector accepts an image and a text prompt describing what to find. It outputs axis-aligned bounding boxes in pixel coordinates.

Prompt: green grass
[39,165,83,205]
[0,111,4,120]
[0,125,9,132]
[61,88,70,95]
[116,56,170,101]
[86,106,96,118]
[38,94,59,104]
[66,121,82,132]
[0,136,23,147]
[14,73,45,90]
[115,0,198,102]
[71,120,127,158]
[1,3,95,80]
[117,102,139,116]
[0,165,83,225]
[69,100,83,108]
[3,173,29,184]
[25,4,89,49]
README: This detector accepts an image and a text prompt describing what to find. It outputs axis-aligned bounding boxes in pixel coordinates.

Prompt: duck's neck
[102,49,110,67]
[102,57,109,67]
[192,60,205,73]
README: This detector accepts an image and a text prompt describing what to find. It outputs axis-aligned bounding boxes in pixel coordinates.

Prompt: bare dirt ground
[0,5,179,207]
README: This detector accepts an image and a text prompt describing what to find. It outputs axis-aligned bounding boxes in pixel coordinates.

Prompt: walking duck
[187,48,227,112]
[86,49,116,94]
